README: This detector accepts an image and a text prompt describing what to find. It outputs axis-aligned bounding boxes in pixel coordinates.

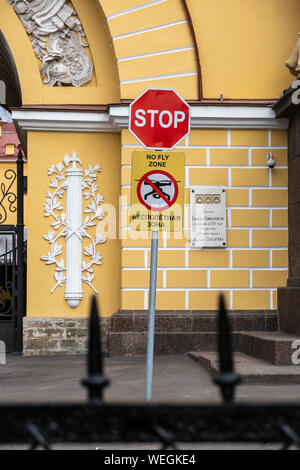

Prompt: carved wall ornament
[7,0,93,86]
[41,151,106,308]
[286,33,300,78]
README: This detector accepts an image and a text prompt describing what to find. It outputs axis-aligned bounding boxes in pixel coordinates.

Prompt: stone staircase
[236,331,298,365]
[108,310,278,356]
[108,310,300,384]
[189,331,300,384]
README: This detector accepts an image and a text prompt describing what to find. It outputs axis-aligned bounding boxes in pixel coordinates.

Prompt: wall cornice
[12,104,288,150]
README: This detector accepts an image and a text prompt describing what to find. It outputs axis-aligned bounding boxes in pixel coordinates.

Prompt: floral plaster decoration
[41,151,105,308]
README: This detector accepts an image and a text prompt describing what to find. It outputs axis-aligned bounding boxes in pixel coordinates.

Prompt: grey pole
[145,229,158,400]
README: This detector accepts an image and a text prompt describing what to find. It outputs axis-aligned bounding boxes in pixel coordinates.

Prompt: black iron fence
[0,235,26,316]
[0,149,26,352]
[0,231,17,318]
[0,294,300,450]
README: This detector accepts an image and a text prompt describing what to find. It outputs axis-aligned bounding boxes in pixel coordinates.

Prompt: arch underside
[99,0,200,100]
[99,0,299,102]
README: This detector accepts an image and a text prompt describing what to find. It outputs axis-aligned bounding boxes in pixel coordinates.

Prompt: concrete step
[189,351,300,385]
[236,331,300,365]
[108,332,218,356]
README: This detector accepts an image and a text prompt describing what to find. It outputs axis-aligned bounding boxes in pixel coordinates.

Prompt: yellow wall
[26,131,121,318]
[99,0,198,100]
[1,0,295,316]
[121,129,288,311]
[100,0,299,100]
[2,0,299,102]
[186,0,300,99]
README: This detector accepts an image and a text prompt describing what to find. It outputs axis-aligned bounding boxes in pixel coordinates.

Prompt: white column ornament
[41,151,106,308]
[64,154,83,308]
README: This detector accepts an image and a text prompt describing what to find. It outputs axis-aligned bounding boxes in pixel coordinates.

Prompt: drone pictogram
[144,179,172,201]
[137,170,179,212]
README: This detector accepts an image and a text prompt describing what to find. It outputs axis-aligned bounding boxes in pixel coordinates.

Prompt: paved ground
[1,353,300,403]
[1,353,300,450]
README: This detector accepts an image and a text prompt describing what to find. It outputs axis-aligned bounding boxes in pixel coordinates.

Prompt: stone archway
[98,0,200,100]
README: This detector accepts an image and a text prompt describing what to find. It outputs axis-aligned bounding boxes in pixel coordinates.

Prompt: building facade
[0,121,20,158]
[0,0,299,356]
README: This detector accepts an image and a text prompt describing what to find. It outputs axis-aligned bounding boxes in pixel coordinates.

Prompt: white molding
[117,46,194,62]
[109,106,129,131]
[121,72,197,84]
[12,110,117,133]
[107,0,166,20]
[190,106,288,130]
[12,105,289,138]
[112,20,188,40]
[111,105,288,130]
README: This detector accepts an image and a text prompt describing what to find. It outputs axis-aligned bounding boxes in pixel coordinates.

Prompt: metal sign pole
[145,229,158,401]
[128,89,190,402]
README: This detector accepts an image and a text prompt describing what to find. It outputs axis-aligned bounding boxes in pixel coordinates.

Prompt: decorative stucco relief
[8,0,93,86]
[41,151,106,308]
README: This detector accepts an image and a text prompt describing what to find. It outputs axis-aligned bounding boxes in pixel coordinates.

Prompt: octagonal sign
[129,88,190,150]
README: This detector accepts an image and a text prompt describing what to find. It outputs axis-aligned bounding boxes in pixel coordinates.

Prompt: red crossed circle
[137,170,178,212]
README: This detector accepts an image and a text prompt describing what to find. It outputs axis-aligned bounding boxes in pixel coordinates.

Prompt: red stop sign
[129,88,190,150]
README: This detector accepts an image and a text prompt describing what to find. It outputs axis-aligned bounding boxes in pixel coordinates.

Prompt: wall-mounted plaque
[190,187,226,248]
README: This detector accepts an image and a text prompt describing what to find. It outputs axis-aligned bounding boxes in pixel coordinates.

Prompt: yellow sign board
[130,151,185,231]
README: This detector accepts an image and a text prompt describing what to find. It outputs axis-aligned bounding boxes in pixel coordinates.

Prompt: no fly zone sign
[130,151,185,231]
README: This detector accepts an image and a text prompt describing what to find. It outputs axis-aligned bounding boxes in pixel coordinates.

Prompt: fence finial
[82,295,109,402]
[214,293,241,403]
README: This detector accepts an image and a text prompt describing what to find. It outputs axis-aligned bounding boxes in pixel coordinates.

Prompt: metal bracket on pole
[145,230,158,401]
